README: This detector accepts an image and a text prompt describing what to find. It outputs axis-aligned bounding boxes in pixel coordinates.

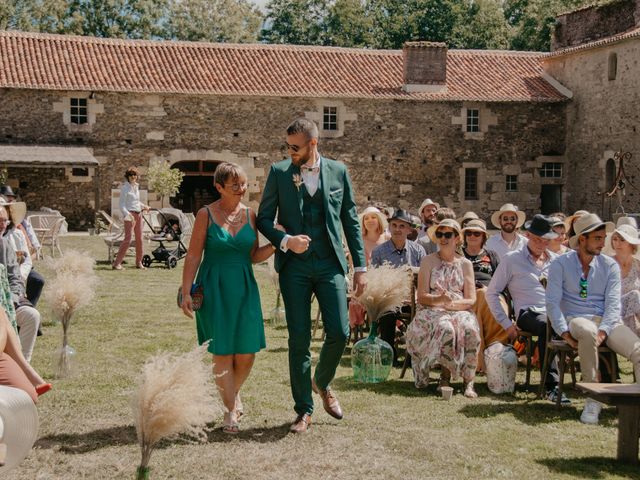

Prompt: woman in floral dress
[611,224,640,335]
[406,219,480,398]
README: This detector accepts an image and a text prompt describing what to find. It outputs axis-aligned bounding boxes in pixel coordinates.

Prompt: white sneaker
[580,398,602,425]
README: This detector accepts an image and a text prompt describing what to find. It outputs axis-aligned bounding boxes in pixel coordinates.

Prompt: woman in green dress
[181,162,275,433]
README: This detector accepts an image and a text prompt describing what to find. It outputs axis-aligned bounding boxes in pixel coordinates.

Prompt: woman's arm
[180,207,209,318]
[443,259,477,311]
[249,209,276,264]
[416,255,449,306]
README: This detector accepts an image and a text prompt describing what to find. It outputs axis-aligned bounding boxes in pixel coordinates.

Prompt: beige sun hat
[616,216,638,229]
[427,218,462,243]
[418,198,440,217]
[564,210,589,233]
[490,203,526,229]
[461,218,487,234]
[0,385,39,472]
[603,223,640,259]
[457,211,479,227]
[0,199,26,225]
[359,206,388,234]
[569,213,614,249]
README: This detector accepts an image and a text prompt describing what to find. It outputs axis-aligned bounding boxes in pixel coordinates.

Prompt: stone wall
[543,37,640,219]
[552,0,640,51]
[0,88,566,228]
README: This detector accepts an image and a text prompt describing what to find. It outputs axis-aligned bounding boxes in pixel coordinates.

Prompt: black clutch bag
[177,283,204,311]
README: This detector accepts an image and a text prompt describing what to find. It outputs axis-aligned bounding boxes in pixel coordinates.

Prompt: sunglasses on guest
[464,231,483,238]
[579,277,588,299]
[501,216,517,222]
[435,231,458,239]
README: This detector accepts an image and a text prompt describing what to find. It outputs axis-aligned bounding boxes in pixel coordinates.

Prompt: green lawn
[6,235,639,479]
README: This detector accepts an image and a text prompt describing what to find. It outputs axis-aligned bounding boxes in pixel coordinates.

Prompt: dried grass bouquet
[44,251,97,378]
[355,263,412,324]
[131,345,219,479]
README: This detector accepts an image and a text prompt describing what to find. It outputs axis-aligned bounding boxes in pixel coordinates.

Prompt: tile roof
[0,30,567,102]
[546,26,640,58]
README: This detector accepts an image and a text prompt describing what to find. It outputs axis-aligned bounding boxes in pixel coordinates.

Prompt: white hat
[569,213,614,249]
[461,218,487,234]
[427,218,462,243]
[490,203,526,229]
[564,210,589,233]
[0,199,26,226]
[603,224,640,259]
[0,385,39,472]
[359,207,388,234]
[457,211,479,227]
[418,198,440,217]
[616,216,638,229]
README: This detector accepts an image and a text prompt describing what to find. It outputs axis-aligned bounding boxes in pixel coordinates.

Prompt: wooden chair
[398,269,419,379]
[539,317,619,408]
[502,289,537,391]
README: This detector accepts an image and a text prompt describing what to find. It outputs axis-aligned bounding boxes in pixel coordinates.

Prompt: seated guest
[416,199,439,254]
[548,217,569,255]
[407,215,422,242]
[485,203,527,261]
[417,207,456,254]
[457,211,479,229]
[407,219,480,398]
[486,214,566,403]
[547,213,640,424]
[0,206,41,362]
[461,219,506,373]
[349,207,390,337]
[371,209,425,362]
[610,224,640,336]
[0,186,41,257]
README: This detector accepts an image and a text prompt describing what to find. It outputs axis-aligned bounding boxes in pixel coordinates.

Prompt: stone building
[0,0,637,228]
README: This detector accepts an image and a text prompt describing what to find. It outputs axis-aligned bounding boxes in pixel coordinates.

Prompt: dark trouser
[378,305,411,364]
[517,309,559,391]
[279,255,349,416]
[26,269,45,307]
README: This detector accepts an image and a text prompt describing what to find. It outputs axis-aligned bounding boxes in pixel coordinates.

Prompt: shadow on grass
[36,425,137,454]
[536,456,639,478]
[206,422,291,443]
[266,347,289,354]
[332,376,426,397]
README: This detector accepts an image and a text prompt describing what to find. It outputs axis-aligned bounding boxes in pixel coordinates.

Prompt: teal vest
[301,183,333,259]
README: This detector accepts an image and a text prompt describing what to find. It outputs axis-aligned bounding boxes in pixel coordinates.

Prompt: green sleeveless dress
[195,208,266,355]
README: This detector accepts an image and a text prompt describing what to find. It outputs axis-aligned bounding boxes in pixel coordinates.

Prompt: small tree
[147,162,184,207]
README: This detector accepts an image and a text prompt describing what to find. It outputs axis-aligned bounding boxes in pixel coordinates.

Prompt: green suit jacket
[257,156,366,274]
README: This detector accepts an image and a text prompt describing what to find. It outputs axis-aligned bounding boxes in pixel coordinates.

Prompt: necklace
[213,203,244,227]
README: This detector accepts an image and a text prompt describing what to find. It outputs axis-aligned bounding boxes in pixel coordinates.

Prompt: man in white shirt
[485,203,527,261]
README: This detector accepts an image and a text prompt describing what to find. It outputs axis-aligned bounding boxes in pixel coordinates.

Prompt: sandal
[464,381,478,399]
[35,383,53,397]
[235,393,244,421]
[222,411,239,434]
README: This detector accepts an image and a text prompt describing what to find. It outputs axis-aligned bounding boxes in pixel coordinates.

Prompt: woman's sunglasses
[464,231,483,237]
[435,231,458,239]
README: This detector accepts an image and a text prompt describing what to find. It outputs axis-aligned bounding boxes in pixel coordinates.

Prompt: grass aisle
[7,236,638,479]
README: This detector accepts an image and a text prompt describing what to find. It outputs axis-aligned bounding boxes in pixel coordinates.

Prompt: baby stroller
[141,208,192,269]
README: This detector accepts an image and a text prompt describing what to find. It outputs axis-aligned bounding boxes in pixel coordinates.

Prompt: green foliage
[452,0,511,50]
[261,0,330,45]
[325,0,373,48]
[167,0,262,43]
[147,162,184,203]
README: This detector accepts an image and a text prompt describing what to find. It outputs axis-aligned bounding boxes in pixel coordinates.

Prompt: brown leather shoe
[290,413,312,433]
[312,378,343,420]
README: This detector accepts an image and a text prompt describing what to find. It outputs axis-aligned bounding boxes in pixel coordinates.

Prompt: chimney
[402,41,448,93]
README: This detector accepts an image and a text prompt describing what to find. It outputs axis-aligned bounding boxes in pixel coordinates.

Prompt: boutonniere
[292,174,304,191]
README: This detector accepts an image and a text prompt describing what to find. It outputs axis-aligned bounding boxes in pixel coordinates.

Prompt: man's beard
[501,224,516,234]
[586,246,602,256]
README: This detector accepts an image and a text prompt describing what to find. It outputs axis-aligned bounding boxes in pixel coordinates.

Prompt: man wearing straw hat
[547,213,640,424]
[416,198,440,254]
[485,203,527,262]
[258,118,366,433]
[486,214,565,403]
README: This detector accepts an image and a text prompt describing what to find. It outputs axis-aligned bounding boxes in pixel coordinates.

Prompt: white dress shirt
[485,232,527,262]
[119,181,143,221]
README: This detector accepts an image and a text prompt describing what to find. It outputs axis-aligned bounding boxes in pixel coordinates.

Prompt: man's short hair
[287,118,319,140]
[583,224,607,239]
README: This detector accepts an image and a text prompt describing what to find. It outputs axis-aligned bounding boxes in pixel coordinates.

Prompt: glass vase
[136,466,150,480]
[351,321,393,383]
[54,344,76,379]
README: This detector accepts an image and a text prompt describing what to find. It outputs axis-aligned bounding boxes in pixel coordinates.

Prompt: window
[70,98,88,124]
[608,52,617,81]
[539,162,563,178]
[323,106,338,131]
[506,175,518,192]
[464,168,478,200]
[72,167,89,177]
[466,109,479,133]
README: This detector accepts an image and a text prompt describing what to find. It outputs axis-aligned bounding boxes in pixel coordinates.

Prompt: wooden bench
[577,382,640,464]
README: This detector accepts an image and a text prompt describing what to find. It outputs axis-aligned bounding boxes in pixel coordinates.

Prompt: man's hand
[353,271,366,297]
[505,324,519,342]
[561,331,578,349]
[596,330,607,347]
[287,235,311,254]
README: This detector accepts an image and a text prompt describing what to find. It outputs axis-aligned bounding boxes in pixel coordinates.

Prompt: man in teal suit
[258,118,366,433]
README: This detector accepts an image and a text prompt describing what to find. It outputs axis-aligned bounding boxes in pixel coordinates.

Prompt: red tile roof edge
[545,26,640,58]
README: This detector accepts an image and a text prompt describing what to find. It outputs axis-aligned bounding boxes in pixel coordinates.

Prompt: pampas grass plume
[132,344,219,474]
[45,272,95,322]
[45,250,97,286]
[356,263,412,323]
